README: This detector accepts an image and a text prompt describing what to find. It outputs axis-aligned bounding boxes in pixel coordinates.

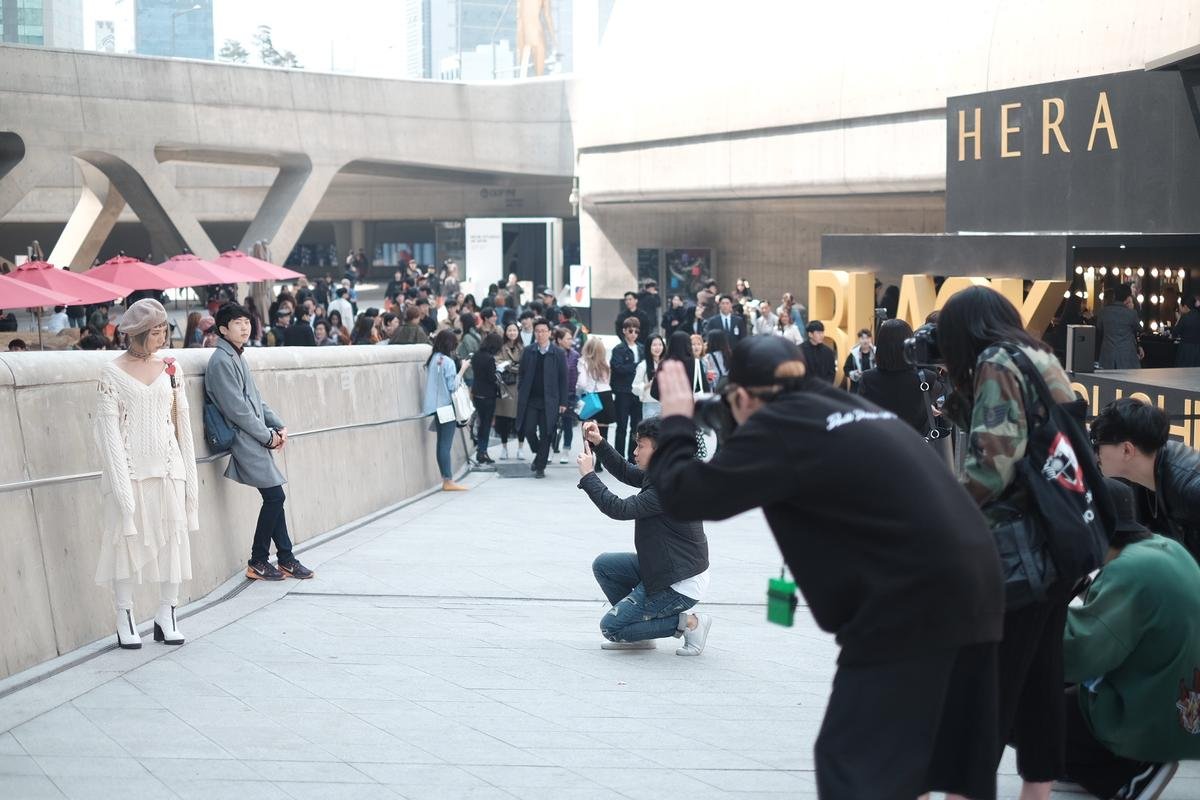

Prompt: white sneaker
[500,443,509,460]
[601,640,656,651]
[676,613,712,656]
[516,445,526,460]
[559,454,569,464]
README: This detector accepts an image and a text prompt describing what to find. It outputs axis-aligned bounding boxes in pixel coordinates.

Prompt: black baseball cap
[727,336,807,388]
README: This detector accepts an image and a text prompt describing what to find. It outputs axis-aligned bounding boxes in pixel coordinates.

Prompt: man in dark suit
[704,295,747,343]
[284,305,317,346]
[517,317,570,478]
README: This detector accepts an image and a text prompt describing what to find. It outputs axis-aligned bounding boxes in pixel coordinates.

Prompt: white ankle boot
[116,608,142,650]
[153,604,184,645]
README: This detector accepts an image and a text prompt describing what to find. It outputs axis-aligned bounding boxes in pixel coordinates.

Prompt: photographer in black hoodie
[649,335,1005,800]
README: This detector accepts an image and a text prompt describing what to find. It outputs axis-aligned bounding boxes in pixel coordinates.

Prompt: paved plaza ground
[0,459,1196,799]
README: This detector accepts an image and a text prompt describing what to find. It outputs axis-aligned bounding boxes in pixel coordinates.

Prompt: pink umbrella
[0,275,76,309]
[214,250,304,282]
[158,254,249,286]
[88,255,195,291]
[0,274,78,351]
[9,261,125,304]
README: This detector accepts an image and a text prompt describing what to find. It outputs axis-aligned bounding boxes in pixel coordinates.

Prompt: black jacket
[471,350,500,400]
[704,313,747,343]
[283,320,317,347]
[801,341,837,383]
[578,439,708,594]
[662,305,693,339]
[1155,441,1200,561]
[858,367,944,436]
[516,345,569,434]
[610,341,644,393]
[648,385,1004,665]
[614,308,651,343]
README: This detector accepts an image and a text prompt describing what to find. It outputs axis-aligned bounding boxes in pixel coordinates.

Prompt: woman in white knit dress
[94,299,199,649]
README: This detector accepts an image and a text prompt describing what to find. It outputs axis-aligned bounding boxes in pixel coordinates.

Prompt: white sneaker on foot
[601,640,656,651]
[500,443,509,460]
[676,613,712,656]
[559,454,569,464]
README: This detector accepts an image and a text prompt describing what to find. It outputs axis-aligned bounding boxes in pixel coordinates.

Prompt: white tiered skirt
[94,477,193,585]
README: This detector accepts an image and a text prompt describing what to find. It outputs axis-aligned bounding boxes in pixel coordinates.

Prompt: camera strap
[918,369,940,441]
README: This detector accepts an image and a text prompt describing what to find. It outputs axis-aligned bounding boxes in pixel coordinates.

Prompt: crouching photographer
[649,335,1006,800]
[932,286,1113,800]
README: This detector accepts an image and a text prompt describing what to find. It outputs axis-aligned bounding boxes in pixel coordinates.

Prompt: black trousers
[521,403,553,470]
[1063,688,1153,798]
[815,643,999,800]
[251,485,294,564]
[994,581,1074,782]
[613,390,642,461]
[473,395,496,458]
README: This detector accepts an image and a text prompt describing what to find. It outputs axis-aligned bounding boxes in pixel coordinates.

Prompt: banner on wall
[464,218,504,289]
[568,264,591,308]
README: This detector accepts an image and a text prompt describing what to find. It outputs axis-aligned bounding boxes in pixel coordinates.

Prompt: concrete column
[237,162,339,265]
[350,219,366,252]
[47,159,126,270]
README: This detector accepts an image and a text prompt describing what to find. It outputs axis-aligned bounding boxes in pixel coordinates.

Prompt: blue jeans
[435,419,456,479]
[592,552,695,642]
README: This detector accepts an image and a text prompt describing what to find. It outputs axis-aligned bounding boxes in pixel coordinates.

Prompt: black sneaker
[279,560,314,580]
[246,560,285,581]
[534,469,546,479]
[1116,761,1178,800]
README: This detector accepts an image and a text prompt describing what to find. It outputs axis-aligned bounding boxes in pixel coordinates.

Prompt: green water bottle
[767,567,798,627]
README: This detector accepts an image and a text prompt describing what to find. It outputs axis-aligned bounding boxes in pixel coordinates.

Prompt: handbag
[578,391,603,420]
[451,381,474,426]
[203,398,236,452]
[984,345,1114,609]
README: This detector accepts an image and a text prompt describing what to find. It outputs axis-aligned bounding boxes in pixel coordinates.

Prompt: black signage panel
[947,70,1200,234]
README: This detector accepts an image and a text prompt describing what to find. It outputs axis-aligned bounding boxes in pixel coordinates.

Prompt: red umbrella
[88,255,195,291]
[9,261,125,304]
[158,254,249,286]
[214,250,304,281]
[0,275,76,309]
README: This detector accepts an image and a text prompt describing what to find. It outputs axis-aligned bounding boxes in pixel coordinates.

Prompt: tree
[217,39,249,64]
[252,25,303,69]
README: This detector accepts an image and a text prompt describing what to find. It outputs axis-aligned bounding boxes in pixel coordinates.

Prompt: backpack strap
[996,343,1056,425]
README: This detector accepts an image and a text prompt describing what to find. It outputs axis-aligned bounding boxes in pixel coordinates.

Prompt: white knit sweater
[95,362,200,536]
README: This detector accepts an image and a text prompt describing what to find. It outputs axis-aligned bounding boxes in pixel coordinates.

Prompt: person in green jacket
[1062,477,1200,799]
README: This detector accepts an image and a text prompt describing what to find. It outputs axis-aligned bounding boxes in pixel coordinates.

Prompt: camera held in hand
[693,391,737,444]
[904,322,941,367]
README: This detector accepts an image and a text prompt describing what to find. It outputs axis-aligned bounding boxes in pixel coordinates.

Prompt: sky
[81,0,411,78]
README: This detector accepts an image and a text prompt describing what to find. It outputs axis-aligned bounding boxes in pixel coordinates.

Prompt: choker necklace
[126,348,154,361]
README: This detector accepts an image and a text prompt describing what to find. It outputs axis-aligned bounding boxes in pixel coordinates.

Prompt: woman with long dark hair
[350,314,376,345]
[858,319,946,436]
[244,296,264,345]
[422,328,467,491]
[635,334,666,418]
[495,322,525,459]
[704,329,733,381]
[652,331,710,400]
[471,332,503,464]
[939,285,1079,800]
[183,311,203,348]
[326,309,350,344]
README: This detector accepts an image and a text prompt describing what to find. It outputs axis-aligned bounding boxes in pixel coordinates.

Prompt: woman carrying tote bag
[576,337,615,472]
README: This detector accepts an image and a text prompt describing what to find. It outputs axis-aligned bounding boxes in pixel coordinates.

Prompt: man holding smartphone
[576,418,713,655]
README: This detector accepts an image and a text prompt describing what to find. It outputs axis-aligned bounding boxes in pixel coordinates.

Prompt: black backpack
[988,345,1115,609]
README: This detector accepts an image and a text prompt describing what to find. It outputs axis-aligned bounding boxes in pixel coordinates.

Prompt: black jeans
[252,485,295,565]
[995,581,1074,782]
[521,402,553,471]
[1063,687,1153,798]
[613,390,642,461]
[474,395,496,458]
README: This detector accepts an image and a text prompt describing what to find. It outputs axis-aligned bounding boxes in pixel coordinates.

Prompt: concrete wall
[0,344,466,680]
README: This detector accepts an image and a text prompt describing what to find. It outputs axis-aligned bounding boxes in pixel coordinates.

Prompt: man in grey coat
[1097,283,1143,369]
[205,303,313,582]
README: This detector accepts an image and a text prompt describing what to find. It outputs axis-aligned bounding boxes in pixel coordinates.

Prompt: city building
[0,0,82,48]
[134,0,212,60]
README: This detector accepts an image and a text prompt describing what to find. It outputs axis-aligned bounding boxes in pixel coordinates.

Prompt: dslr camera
[693,391,736,443]
[904,322,941,367]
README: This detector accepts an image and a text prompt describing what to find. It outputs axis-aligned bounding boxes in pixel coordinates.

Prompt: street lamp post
[170,4,203,57]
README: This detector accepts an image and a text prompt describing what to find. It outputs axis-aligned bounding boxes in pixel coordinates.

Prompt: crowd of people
[21,254,1199,800]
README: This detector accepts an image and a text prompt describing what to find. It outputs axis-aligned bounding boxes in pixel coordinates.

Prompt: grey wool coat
[204,337,286,488]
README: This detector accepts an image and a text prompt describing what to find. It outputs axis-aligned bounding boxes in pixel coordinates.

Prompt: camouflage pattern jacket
[951,344,1075,520]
